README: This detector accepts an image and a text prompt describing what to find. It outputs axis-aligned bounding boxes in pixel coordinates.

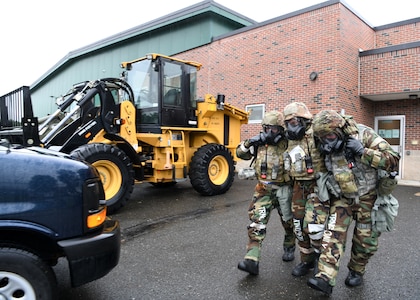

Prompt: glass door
[374,115,405,178]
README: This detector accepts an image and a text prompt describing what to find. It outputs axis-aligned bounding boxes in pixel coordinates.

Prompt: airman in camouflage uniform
[307,110,400,295]
[282,102,328,277]
[237,111,296,275]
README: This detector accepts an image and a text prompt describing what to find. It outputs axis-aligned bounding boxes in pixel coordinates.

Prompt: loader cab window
[161,60,196,127]
[126,59,159,126]
[162,62,182,106]
[162,62,197,109]
[125,56,199,131]
[127,60,159,109]
[188,66,198,109]
[186,65,198,125]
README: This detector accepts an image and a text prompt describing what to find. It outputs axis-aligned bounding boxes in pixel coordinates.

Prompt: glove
[244,133,263,148]
[346,137,364,156]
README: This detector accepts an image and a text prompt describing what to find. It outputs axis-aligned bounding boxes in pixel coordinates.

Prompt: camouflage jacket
[236,138,290,184]
[285,126,326,181]
[324,124,400,199]
[356,124,400,171]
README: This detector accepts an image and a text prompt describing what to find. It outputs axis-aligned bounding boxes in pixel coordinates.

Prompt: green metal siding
[31,9,252,117]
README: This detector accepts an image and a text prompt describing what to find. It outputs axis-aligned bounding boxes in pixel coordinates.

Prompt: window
[126,58,159,109]
[246,104,265,124]
[163,62,182,106]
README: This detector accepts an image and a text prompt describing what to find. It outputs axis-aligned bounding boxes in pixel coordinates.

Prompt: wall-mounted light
[309,71,318,81]
[409,94,418,100]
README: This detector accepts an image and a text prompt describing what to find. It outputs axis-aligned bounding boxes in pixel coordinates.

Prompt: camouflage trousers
[303,195,330,253]
[244,182,295,262]
[314,194,380,286]
[291,180,320,263]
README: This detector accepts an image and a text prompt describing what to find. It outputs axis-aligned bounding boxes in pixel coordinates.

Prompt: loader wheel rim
[93,159,122,199]
[208,155,229,185]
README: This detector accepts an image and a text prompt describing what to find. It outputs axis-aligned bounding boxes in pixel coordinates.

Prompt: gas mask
[261,125,283,145]
[319,132,344,154]
[285,117,306,140]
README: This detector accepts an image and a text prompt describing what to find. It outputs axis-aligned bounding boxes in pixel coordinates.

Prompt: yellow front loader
[29,54,249,213]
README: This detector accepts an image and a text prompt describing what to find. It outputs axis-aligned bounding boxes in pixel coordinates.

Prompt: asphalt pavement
[54,175,420,299]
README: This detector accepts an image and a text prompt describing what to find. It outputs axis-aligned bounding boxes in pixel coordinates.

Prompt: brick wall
[360,47,420,95]
[176,2,420,177]
[180,3,379,135]
[375,21,420,48]
[336,5,376,127]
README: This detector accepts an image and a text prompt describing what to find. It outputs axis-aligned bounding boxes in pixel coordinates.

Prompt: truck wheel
[70,143,134,214]
[189,143,235,195]
[0,247,57,300]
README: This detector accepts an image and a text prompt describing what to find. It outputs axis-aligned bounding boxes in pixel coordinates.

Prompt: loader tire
[70,143,134,214]
[189,143,235,196]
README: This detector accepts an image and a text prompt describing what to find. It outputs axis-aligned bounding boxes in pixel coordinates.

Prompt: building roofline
[214,1,341,41]
[374,17,420,30]
[214,0,420,42]
[31,0,256,89]
[359,41,420,57]
[72,0,256,56]
[31,0,420,90]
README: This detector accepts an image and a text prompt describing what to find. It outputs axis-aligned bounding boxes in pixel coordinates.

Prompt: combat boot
[307,277,333,295]
[291,261,314,277]
[282,246,295,262]
[345,270,363,287]
[238,259,259,275]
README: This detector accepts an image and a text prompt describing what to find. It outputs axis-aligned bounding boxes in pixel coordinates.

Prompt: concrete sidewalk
[398,179,420,187]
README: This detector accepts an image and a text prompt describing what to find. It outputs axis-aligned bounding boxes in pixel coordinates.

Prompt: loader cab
[122,54,201,133]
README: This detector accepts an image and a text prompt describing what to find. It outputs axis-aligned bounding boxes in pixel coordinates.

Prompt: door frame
[374,115,405,178]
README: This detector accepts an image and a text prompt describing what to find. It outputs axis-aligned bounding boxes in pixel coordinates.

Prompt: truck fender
[0,220,58,239]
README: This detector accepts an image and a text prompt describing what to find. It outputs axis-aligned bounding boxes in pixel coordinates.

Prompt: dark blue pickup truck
[0,139,120,299]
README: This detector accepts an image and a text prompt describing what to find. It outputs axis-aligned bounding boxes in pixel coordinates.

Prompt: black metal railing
[0,86,40,146]
[0,86,33,129]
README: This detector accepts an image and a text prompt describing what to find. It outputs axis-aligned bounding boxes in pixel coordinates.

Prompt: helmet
[312,110,346,138]
[283,103,312,140]
[283,102,313,121]
[262,111,283,126]
[261,111,284,144]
